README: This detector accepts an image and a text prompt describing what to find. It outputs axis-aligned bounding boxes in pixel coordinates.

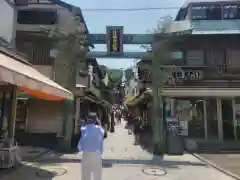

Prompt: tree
[41,16,90,89]
[41,15,91,149]
[108,69,122,82]
[143,16,192,155]
[125,68,134,82]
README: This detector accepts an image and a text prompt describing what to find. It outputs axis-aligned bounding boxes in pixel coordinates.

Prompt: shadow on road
[197,152,240,177]
[37,153,206,169]
[0,163,57,180]
[138,132,154,154]
[124,123,154,154]
[196,150,240,154]
[102,158,206,169]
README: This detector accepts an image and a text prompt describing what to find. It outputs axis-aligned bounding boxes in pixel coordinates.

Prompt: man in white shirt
[78,112,104,180]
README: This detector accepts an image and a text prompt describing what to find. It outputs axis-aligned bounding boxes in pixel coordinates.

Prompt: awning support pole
[8,86,18,146]
[232,99,237,141]
[203,99,208,140]
[217,98,223,141]
[58,100,74,151]
[170,98,175,116]
[75,97,81,134]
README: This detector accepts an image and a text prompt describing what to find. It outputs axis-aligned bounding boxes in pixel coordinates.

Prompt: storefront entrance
[162,87,240,142]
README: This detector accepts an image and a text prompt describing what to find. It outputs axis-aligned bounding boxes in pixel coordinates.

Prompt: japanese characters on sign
[107,26,123,54]
[172,70,202,80]
[109,29,121,52]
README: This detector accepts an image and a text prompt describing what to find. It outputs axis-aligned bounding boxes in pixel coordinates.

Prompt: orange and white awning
[0,51,73,101]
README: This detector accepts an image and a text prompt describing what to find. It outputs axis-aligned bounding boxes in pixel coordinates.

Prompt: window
[223,4,240,19]
[226,49,240,68]
[176,8,188,21]
[15,0,28,6]
[192,4,222,20]
[170,51,184,65]
[16,38,53,65]
[186,50,205,66]
[17,9,58,25]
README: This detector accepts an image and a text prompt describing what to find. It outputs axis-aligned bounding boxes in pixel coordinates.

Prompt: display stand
[0,146,19,169]
[0,135,21,169]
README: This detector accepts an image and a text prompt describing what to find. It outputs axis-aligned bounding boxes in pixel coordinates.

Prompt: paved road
[1,122,236,180]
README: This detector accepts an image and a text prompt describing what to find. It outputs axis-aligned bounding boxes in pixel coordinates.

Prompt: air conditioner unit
[14,0,28,6]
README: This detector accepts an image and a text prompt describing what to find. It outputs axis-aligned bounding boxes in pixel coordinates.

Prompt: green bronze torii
[87,20,193,59]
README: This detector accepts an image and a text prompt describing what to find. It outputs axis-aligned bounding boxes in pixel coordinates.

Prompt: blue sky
[64,0,185,69]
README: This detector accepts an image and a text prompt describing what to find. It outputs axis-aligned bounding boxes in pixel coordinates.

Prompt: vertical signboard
[106,26,123,55]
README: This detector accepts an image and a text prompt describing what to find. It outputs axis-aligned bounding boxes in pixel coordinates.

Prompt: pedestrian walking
[77,112,105,180]
[133,117,142,145]
[116,109,121,124]
[127,113,134,135]
[110,110,115,133]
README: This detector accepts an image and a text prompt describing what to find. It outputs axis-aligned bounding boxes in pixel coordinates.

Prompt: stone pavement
[0,122,236,180]
[19,146,48,162]
[0,146,48,179]
[198,152,240,178]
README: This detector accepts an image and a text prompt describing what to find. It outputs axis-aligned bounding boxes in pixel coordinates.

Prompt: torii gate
[86,21,192,59]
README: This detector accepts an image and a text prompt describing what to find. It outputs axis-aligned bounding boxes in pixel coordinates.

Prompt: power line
[81,7,181,12]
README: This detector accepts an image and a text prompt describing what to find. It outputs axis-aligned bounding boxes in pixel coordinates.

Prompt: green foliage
[41,16,90,89]
[108,73,121,89]
[143,15,192,154]
[141,16,186,87]
[108,69,122,82]
[98,65,122,83]
[125,68,133,82]
[97,66,122,104]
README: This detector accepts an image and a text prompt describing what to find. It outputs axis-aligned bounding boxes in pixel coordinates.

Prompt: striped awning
[0,51,73,101]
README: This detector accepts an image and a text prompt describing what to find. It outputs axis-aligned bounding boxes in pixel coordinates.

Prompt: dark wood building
[14,0,105,147]
[136,0,240,148]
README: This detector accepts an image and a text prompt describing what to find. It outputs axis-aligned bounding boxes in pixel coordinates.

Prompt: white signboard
[180,120,188,136]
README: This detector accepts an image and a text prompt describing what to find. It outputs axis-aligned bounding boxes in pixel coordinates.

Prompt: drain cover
[142,168,166,176]
[36,168,67,177]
